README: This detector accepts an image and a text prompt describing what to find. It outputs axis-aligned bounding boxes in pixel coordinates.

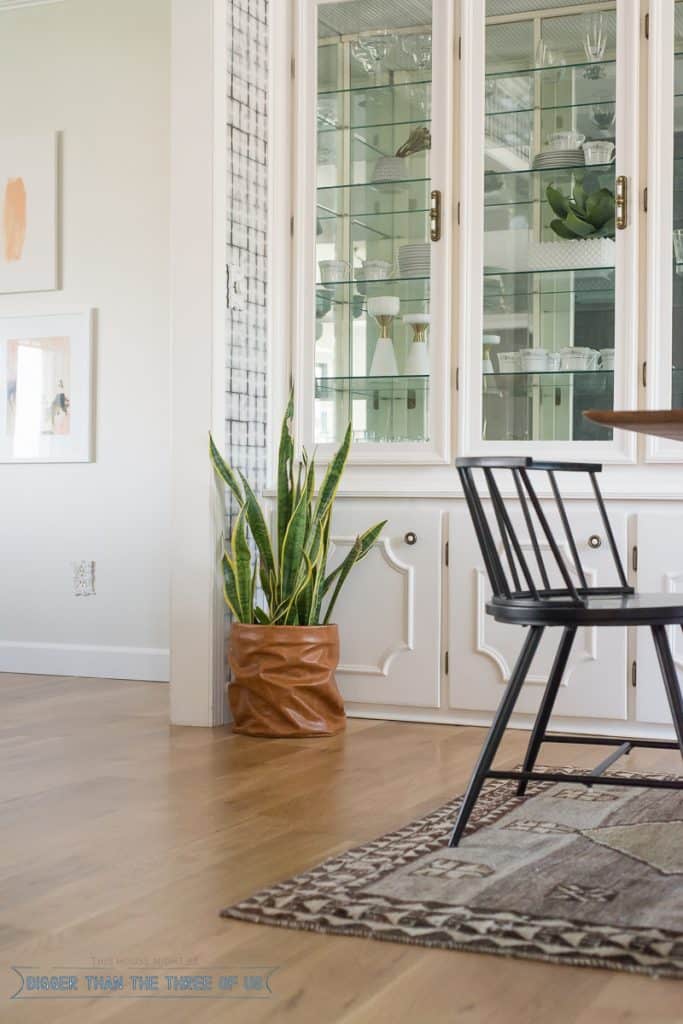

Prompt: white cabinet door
[634,513,683,725]
[329,502,443,708]
[449,501,628,721]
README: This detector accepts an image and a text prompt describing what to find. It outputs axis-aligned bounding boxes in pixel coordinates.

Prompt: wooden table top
[584,409,683,442]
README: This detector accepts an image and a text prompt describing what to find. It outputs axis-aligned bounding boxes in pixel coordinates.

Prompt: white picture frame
[0,134,58,293]
[0,308,94,463]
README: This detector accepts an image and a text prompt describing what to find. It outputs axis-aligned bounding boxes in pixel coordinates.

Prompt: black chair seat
[488,592,683,626]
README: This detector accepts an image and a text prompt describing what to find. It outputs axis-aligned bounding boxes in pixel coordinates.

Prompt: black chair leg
[448,625,544,848]
[652,625,683,757]
[517,626,577,796]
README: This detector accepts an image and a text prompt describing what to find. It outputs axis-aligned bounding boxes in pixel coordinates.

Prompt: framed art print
[0,309,93,463]
[0,134,58,293]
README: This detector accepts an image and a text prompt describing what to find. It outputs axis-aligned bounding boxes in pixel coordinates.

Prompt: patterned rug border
[221,766,683,980]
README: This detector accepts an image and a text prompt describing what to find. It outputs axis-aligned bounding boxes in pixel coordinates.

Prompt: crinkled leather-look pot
[228,624,346,738]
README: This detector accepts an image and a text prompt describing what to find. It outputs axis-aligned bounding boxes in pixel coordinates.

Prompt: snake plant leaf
[546,185,570,218]
[209,433,244,507]
[321,519,387,599]
[222,553,244,622]
[277,392,295,562]
[313,421,352,530]
[311,508,333,624]
[323,520,387,624]
[231,507,254,624]
[253,607,270,625]
[238,471,276,603]
[280,485,309,599]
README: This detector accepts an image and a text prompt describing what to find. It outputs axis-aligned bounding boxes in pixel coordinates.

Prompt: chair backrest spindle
[456,457,634,607]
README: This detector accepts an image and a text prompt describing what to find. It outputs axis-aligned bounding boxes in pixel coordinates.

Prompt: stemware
[402,33,432,72]
[365,31,397,85]
[583,12,607,79]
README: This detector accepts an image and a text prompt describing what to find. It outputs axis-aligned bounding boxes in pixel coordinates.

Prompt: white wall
[0,0,171,681]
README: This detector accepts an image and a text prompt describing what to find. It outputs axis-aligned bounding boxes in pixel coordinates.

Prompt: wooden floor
[1,675,682,1023]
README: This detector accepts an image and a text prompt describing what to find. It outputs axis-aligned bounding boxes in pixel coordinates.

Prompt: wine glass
[584,13,607,79]
[402,33,432,72]
[365,31,396,85]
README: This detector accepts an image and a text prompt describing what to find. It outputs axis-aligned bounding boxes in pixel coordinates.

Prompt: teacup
[359,259,392,281]
[582,140,615,165]
[559,347,601,371]
[600,348,615,370]
[520,348,549,372]
[497,351,521,372]
[319,259,350,284]
[547,130,586,151]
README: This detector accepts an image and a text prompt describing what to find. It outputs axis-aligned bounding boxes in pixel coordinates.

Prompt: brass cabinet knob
[404,532,417,546]
[588,534,602,549]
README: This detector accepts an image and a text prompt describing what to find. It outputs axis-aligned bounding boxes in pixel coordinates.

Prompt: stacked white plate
[532,148,585,170]
[398,243,431,278]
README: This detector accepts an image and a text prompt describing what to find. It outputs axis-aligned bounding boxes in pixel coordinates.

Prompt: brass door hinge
[616,175,628,230]
[645,12,650,39]
[455,366,460,391]
[290,56,295,78]
[445,651,449,675]
[642,360,647,388]
[632,545,638,572]
[445,541,449,567]
[643,186,648,213]
[631,661,637,688]
[458,35,462,60]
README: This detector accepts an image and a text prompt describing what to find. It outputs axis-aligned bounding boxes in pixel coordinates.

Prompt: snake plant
[546,180,615,240]
[209,395,386,626]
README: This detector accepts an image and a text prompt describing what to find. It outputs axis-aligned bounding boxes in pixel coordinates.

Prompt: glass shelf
[317,176,429,192]
[485,98,615,120]
[484,265,614,278]
[318,79,431,99]
[317,177,430,216]
[318,116,431,135]
[485,161,614,178]
[316,374,429,401]
[317,275,429,289]
[486,57,615,80]
[486,369,613,377]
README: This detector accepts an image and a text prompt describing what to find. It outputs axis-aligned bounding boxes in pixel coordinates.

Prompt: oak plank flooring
[1,674,681,1023]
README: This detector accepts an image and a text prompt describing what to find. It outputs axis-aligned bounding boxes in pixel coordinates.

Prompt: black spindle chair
[450,456,683,848]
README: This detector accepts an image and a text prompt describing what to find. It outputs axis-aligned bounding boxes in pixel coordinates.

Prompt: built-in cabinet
[284,0,683,740]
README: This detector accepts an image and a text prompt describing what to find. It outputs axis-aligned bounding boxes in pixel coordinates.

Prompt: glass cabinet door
[295,0,452,462]
[461,0,639,460]
[644,0,683,461]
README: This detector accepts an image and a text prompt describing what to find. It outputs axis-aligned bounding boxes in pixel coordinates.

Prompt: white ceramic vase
[370,338,399,377]
[404,341,429,375]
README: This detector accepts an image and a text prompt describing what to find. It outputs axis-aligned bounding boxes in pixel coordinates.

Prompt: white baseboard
[0,641,169,682]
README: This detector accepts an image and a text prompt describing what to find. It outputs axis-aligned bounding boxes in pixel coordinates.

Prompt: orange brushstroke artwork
[3,177,27,262]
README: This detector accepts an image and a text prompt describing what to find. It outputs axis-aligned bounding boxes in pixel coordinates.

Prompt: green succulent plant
[546,180,615,240]
[209,395,386,626]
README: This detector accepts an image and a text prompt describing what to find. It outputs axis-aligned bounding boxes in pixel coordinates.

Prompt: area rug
[221,768,683,978]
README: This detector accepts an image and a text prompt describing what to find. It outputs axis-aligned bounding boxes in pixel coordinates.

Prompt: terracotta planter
[228,623,346,738]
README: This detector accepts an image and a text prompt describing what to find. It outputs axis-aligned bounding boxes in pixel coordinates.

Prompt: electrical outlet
[72,560,95,597]
[226,263,246,310]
